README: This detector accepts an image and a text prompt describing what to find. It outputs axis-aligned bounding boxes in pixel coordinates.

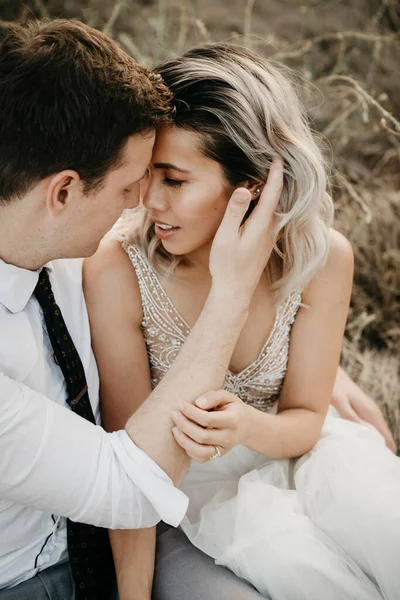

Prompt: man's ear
[45,170,82,217]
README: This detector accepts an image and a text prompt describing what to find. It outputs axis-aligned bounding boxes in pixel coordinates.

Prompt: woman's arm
[172,230,354,460]
[109,528,155,600]
[84,239,157,600]
[245,229,354,457]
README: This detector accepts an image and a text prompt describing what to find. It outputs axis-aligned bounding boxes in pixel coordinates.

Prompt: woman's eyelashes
[163,177,184,188]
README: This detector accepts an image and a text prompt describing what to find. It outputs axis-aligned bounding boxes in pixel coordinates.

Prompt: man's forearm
[126,287,249,484]
[126,170,284,484]
[0,373,187,528]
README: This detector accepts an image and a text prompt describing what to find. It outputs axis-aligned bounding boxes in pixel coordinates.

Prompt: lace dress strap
[123,241,302,412]
[123,243,190,388]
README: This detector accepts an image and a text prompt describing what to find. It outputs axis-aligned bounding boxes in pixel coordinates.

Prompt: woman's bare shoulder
[83,237,143,325]
[328,228,354,267]
[302,228,353,306]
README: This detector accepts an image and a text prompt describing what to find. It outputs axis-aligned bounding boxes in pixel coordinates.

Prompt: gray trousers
[0,561,74,600]
[0,525,264,600]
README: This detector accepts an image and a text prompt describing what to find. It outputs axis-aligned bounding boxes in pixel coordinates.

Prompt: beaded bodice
[125,243,302,413]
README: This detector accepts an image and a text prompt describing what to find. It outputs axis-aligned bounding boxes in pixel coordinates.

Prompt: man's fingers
[217,188,252,235]
[247,158,284,231]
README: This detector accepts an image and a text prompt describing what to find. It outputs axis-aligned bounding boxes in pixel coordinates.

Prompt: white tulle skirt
[179,408,400,600]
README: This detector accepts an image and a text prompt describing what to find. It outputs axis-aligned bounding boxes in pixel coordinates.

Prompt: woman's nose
[142,177,169,212]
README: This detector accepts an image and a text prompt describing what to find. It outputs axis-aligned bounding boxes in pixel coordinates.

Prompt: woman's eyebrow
[153,162,190,174]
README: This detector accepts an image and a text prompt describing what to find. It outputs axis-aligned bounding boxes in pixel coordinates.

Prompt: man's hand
[124,159,283,484]
[210,158,283,303]
[171,391,251,462]
[332,367,396,453]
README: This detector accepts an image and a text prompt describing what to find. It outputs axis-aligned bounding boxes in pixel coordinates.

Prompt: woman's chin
[160,237,197,257]
[160,238,186,256]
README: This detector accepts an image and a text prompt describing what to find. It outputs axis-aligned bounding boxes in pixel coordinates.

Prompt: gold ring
[209,445,221,461]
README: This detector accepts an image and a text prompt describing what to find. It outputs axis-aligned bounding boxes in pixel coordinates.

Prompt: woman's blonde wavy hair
[136,43,334,299]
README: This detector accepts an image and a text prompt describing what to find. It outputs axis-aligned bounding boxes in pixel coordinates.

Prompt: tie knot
[33,268,55,309]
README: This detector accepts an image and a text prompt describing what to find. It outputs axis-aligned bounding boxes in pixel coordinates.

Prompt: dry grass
[1,0,399,446]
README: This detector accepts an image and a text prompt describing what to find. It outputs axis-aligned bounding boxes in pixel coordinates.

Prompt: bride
[84,44,399,599]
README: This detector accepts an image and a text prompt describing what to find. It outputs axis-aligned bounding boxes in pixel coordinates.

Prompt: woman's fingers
[344,381,397,454]
[382,430,397,454]
[353,404,397,454]
[171,410,227,447]
[172,427,223,463]
[332,394,364,424]
[373,419,397,454]
[333,388,397,454]
[179,402,225,429]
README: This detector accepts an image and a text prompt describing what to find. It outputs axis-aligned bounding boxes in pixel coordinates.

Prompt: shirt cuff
[109,430,188,527]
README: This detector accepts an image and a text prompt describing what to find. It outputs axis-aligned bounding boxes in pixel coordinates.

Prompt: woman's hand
[332,367,396,453]
[171,390,251,462]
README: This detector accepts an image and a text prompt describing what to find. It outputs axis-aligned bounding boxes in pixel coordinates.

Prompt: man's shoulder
[51,257,84,287]
[50,258,88,325]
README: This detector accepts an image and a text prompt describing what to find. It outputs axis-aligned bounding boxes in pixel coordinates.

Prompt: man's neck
[0,204,50,271]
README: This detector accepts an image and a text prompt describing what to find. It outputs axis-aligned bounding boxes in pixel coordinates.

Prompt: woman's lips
[154,223,181,240]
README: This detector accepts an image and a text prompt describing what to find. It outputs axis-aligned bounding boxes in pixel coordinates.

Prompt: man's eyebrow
[136,168,150,182]
[153,162,190,174]
[126,169,149,188]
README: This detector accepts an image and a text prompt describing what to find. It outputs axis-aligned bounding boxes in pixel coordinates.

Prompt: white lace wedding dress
[126,243,400,600]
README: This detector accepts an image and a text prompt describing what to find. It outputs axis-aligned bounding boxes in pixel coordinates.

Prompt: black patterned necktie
[34,268,115,600]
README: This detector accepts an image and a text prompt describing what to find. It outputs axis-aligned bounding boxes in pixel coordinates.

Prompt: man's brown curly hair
[0,18,173,202]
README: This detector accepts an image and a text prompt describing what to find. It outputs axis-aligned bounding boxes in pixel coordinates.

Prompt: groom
[0,18,273,600]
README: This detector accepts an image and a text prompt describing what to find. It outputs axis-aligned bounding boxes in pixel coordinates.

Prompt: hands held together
[172,391,250,463]
[172,379,396,463]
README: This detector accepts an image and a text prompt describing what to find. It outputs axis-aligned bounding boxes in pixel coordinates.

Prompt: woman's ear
[45,170,81,217]
[243,180,264,201]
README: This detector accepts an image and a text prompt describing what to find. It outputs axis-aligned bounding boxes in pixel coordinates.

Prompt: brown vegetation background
[1,0,399,445]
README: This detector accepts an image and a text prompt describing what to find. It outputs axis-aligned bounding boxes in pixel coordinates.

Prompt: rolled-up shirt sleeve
[0,373,188,528]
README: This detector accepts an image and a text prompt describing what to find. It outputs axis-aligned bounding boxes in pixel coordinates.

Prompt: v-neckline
[145,255,286,380]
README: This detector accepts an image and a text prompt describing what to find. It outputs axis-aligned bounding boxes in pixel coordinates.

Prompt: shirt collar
[0,259,53,314]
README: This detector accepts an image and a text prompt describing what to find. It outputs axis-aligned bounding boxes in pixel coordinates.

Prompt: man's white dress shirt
[0,257,188,590]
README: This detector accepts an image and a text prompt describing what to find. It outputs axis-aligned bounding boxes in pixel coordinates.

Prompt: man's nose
[124,184,141,209]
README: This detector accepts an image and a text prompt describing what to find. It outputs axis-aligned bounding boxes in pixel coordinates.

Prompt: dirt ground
[1,0,399,446]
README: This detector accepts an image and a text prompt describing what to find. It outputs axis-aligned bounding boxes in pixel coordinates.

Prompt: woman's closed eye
[163,177,184,188]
